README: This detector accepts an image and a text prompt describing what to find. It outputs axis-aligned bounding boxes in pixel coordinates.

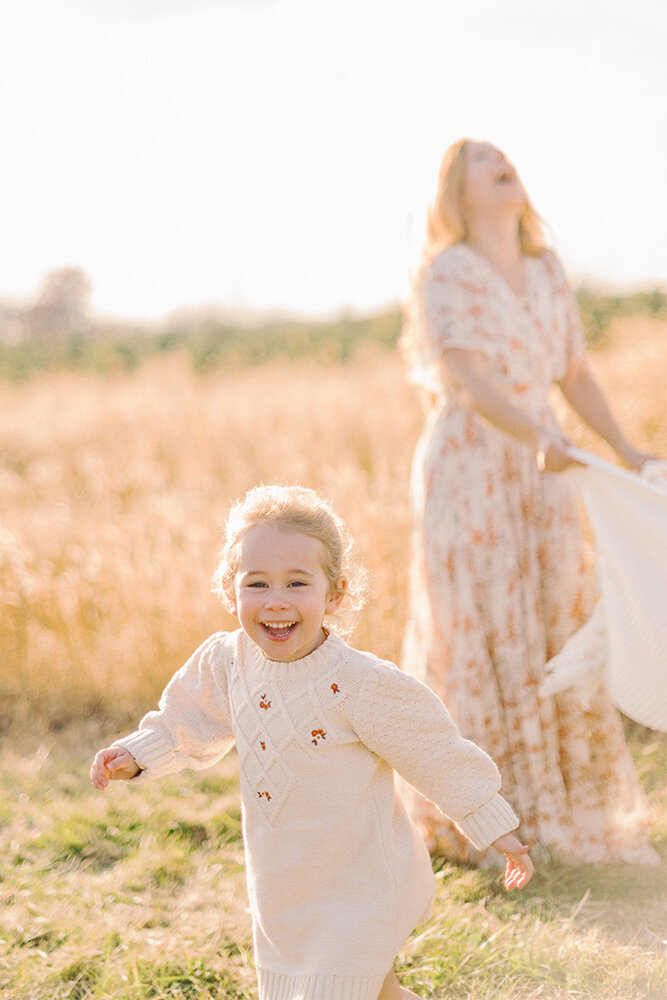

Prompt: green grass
[0,724,664,999]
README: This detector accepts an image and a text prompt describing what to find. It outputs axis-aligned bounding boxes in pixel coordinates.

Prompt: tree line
[0,266,664,380]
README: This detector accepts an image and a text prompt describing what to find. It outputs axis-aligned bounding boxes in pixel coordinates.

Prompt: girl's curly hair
[211,484,368,636]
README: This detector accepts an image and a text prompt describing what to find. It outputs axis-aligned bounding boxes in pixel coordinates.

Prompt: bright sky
[2,0,666,320]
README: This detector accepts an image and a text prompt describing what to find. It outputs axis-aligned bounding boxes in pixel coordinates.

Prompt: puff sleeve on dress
[418,247,498,361]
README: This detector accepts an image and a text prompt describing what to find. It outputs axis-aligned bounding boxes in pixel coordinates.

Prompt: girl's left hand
[491,832,534,890]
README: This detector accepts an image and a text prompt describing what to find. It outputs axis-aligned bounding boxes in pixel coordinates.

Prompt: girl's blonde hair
[212,485,367,634]
[423,137,547,261]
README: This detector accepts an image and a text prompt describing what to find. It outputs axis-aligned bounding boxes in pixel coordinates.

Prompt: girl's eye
[288,580,306,587]
[247,581,268,588]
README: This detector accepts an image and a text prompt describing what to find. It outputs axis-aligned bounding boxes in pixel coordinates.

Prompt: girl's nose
[264,590,290,609]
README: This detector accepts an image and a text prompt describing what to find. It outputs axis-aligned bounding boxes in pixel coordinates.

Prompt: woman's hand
[536,431,580,473]
[616,442,659,473]
[492,832,534,890]
[90,746,140,789]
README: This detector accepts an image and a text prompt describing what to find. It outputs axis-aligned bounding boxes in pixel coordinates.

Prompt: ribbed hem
[113,729,179,781]
[456,793,519,850]
[257,968,385,1000]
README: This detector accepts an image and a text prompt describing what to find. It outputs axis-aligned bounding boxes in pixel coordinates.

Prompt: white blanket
[540,449,667,733]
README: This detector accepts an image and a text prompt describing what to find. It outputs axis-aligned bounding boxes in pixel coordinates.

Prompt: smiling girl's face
[231,523,344,662]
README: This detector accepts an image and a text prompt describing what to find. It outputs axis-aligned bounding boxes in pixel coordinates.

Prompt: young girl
[91,485,533,1000]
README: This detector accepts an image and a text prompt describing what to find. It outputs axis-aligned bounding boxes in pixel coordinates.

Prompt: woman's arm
[439,348,577,471]
[558,356,655,471]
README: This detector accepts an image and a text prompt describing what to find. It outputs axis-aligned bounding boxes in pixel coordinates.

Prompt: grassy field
[1,727,664,1000]
[1,316,666,998]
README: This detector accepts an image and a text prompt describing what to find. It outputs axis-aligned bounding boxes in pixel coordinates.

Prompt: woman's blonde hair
[212,484,367,634]
[423,138,547,261]
[400,139,549,379]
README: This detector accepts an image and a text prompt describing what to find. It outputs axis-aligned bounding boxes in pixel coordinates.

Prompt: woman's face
[461,142,525,217]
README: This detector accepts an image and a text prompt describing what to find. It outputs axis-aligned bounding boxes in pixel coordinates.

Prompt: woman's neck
[465,214,526,293]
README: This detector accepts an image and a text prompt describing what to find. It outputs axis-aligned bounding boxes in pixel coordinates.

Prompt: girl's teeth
[263,622,297,637]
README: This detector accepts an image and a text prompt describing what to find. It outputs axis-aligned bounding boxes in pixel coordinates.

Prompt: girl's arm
[557,355,657,470]
[440,348,577,472]
[353,663,521,851]
[91,633,236,786]
[353,662,534,887]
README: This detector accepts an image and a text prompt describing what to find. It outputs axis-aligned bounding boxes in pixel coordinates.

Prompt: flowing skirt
[401,405,657,865]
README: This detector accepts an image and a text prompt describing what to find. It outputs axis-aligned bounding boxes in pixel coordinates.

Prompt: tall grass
[1,317,665,730]
[1,347,420,730]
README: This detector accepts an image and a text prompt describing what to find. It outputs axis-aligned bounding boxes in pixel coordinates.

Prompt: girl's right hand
[90,746,140,789]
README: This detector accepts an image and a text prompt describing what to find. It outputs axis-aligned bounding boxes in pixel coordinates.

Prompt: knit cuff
[113,729,180,783]
[455,794,520,850]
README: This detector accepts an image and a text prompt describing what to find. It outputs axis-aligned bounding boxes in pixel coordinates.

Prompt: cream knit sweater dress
[117,629,519,1000]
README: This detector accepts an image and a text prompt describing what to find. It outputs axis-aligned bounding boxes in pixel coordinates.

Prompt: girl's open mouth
[261,622,297,640]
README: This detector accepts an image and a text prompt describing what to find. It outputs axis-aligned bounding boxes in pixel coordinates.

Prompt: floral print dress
[401,244,656,864]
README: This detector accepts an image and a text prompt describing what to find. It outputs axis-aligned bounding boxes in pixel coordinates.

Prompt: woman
[400,138,658,865]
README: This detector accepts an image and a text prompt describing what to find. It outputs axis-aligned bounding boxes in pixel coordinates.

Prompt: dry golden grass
[1,317,665,730]
[1,347,421,729]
